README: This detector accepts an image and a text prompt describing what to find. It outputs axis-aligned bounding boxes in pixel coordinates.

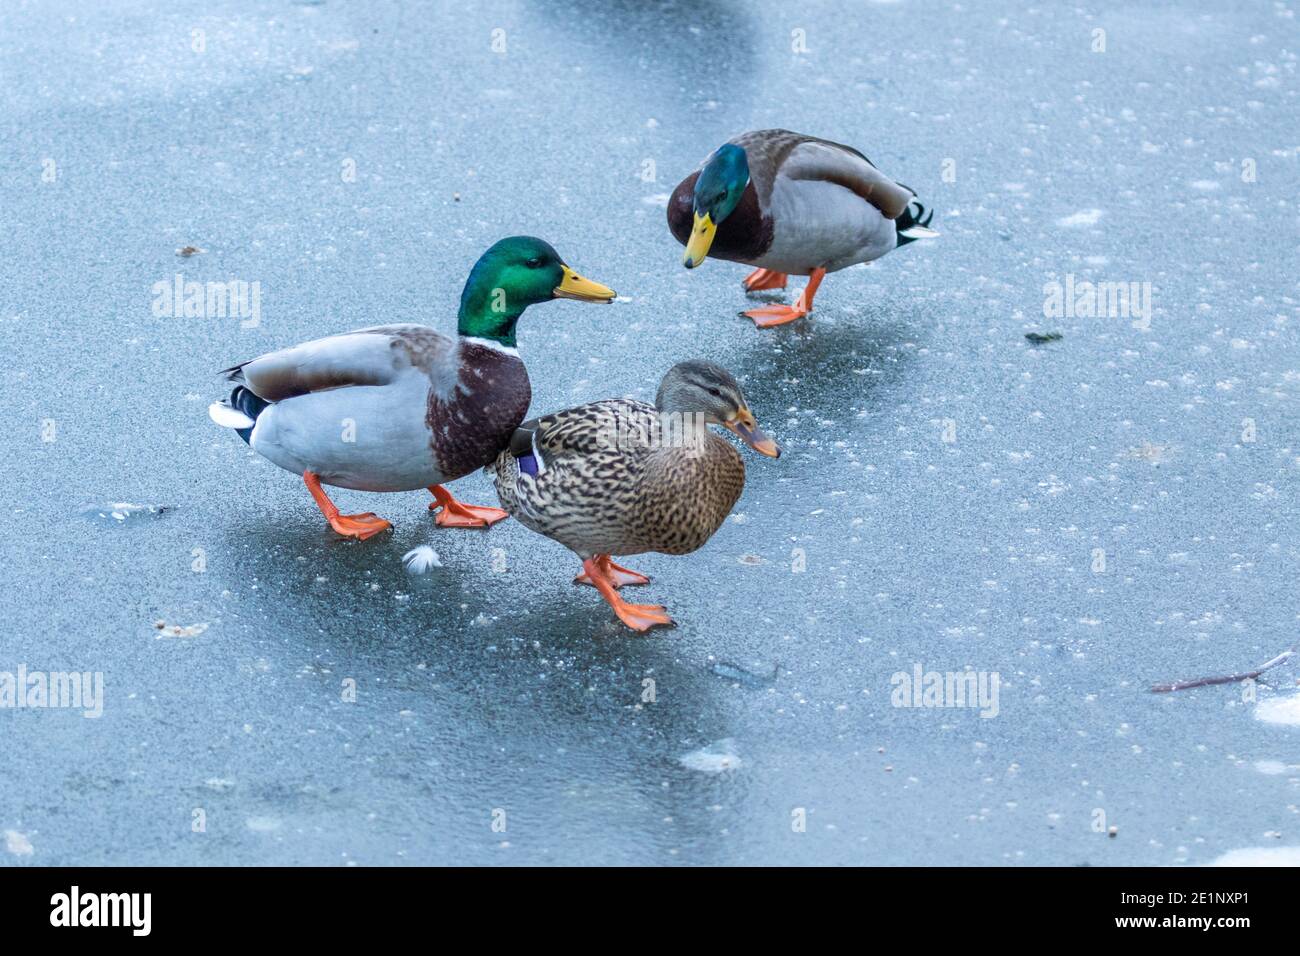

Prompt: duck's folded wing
[510,400,656,470]
[221,324,449,402]
[780,136,916,220]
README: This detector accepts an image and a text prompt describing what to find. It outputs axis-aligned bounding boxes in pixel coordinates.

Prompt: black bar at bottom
[0,866,1286,941]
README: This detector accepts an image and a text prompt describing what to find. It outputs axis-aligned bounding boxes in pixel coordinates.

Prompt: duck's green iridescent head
[683,144,750,268]
[458,236,615,347]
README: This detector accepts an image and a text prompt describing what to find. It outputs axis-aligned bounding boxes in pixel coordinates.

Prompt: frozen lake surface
[2,0,1298,865]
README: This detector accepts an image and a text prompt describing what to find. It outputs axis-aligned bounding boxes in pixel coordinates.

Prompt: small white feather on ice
[403,545,442,574]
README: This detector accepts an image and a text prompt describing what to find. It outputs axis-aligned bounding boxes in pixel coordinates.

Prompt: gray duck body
[228,324,531,492]
[668,128,917,275]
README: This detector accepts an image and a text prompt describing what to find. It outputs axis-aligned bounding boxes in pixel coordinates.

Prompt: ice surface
[1,0,1298,865]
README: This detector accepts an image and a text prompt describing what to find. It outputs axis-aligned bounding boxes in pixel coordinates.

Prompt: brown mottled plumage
[492,361,779,631]
[495,397,744,558]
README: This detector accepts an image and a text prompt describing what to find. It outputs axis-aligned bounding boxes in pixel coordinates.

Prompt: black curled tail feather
[894,193,934,248]
[230,386,269,445]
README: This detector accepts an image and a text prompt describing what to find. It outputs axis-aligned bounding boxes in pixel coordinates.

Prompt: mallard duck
[668,129,937,327]
[491,360,779,631]
[208,236,615,540]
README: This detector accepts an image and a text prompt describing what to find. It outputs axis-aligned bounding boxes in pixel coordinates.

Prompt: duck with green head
[208,236,615,540]
[669,129,937,327]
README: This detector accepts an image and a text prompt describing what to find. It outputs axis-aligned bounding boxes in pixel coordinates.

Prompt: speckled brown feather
[493,399,745,560]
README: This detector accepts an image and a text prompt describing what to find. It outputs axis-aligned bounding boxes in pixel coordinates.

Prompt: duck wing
[508,399,657,473]
[734,129,915,220]
[220,324,452,402]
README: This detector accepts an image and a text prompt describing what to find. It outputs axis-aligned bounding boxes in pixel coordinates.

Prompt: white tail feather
[208,401,255,430]
[899,224,940,239]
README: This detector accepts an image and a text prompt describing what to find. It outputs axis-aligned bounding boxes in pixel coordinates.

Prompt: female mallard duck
[207,236,615,540]
[491,360,779,631]
[668,129,937,327]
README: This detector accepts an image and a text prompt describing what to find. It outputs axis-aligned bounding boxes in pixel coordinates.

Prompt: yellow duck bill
[554,266,616,302]
[682,212,716,268]
[725,412,780,458]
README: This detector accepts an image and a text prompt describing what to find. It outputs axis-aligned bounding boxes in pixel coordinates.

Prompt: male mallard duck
[208,236,615,540]
[668,129,937,327]
[491,360,779,631]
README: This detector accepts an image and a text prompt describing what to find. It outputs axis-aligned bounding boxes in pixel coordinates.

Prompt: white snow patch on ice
[679,738,742,773]
[1056,209,1103,228]
[1208,846,1300,866]
[82,502,172,522]
[1255,693,1300,726]
[1253,759,1289,775]
[4,830,33,856]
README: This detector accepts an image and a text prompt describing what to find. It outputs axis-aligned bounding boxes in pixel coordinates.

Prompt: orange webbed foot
[574,556,651,589]
[430,501,510,528]
[741,303,810,327]
[581,556,674,632]
[327,512,392,541]
[743,268,788,291]
[303,471,392,541]
[611,601,675,632]
[742,267,825,328]
[428,485,509,529]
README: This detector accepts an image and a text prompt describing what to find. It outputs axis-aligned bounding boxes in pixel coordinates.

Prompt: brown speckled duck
[208,237,615,540]
[492,361,779,631]
[668,129,937,327]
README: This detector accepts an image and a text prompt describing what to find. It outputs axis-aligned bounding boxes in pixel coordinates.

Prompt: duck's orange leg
[574,554,651,589]
[303,470,392,540]
[582,556,674,632]
[742,268,788,291]
[742,267,826,328]
[427,484,509,528]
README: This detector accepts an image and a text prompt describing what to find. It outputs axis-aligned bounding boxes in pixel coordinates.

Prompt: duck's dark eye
[708,387,722,397]
[525,257,543,268]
